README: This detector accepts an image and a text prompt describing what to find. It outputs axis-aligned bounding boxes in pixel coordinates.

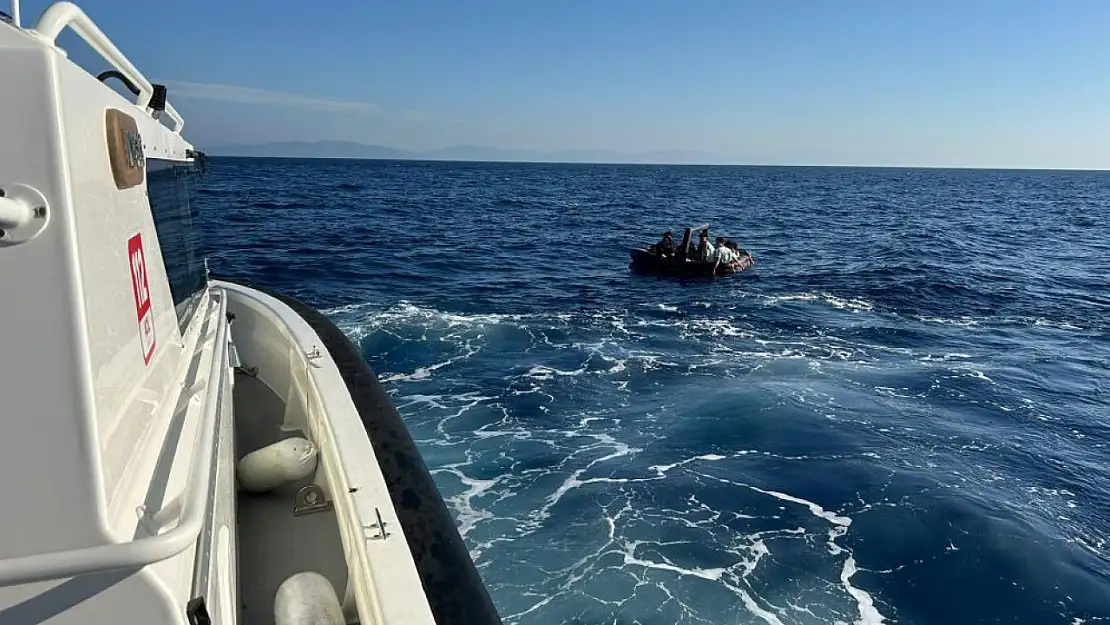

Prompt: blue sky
[19,0,1110,167]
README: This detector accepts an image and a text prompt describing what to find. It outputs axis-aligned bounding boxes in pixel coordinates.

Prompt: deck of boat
[233,372,350,625]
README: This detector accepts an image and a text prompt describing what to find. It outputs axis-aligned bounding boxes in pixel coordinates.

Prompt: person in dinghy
[710,236,740,273]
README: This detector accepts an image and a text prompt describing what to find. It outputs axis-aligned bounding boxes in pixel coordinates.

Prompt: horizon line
[201,153,1110,173]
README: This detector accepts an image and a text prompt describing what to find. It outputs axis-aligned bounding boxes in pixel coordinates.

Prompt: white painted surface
[0,3,227,623]
[0,16,109,561]
[209,358,240,625]
[217,526,235,625]
[1,294,221,574]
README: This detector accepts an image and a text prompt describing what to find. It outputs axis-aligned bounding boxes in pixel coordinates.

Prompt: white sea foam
[763,292,875,312]
[750,486,886,625]
[315,299,1073,623]
[432,465,504,538]
[522,364,588,380]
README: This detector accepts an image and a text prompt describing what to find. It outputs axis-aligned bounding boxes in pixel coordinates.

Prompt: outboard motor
[679,227,693,260]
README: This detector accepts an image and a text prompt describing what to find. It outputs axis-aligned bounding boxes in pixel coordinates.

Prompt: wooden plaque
[105,109,145,190]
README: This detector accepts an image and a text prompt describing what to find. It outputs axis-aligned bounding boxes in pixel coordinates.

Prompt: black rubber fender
[213,276,503,625]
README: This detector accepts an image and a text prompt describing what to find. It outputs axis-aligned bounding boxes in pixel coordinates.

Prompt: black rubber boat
[629,225,755,277]
[629,247,754,277]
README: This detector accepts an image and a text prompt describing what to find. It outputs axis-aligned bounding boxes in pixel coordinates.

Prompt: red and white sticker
[127,232,156,365]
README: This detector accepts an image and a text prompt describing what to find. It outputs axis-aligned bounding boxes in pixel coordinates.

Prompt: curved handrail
[164,102,184,133]
[0,295,226,587]
[30,1,185,133]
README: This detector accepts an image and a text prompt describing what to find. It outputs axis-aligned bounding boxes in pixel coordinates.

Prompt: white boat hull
[0,4,502,623]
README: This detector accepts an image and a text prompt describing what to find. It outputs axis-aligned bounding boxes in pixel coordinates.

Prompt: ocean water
[198,158,1110,625]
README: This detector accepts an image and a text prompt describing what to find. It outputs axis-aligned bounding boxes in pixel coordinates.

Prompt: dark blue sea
[198,158,1110,625]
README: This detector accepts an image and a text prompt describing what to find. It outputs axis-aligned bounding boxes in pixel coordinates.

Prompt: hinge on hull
[292,484,333,516]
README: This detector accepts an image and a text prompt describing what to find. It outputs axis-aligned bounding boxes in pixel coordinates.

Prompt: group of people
[650,228,745,266]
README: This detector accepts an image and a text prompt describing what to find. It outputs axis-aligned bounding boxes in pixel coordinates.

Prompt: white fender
[236,437,318,493]
[274,571,345,625]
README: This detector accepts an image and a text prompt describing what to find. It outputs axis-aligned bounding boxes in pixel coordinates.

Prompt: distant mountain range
[206,140,724,164]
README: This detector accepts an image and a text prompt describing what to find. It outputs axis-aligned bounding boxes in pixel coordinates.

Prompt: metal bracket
[234,365,258,378]
[366,508,389,541]
[292,485,332,517]
[185,596,211,625]
[306,345,324,368]
[227,339,242,369]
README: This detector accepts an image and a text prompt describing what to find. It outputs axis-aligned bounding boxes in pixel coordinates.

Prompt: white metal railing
[0,294,227,587]
[29,1,185,133]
